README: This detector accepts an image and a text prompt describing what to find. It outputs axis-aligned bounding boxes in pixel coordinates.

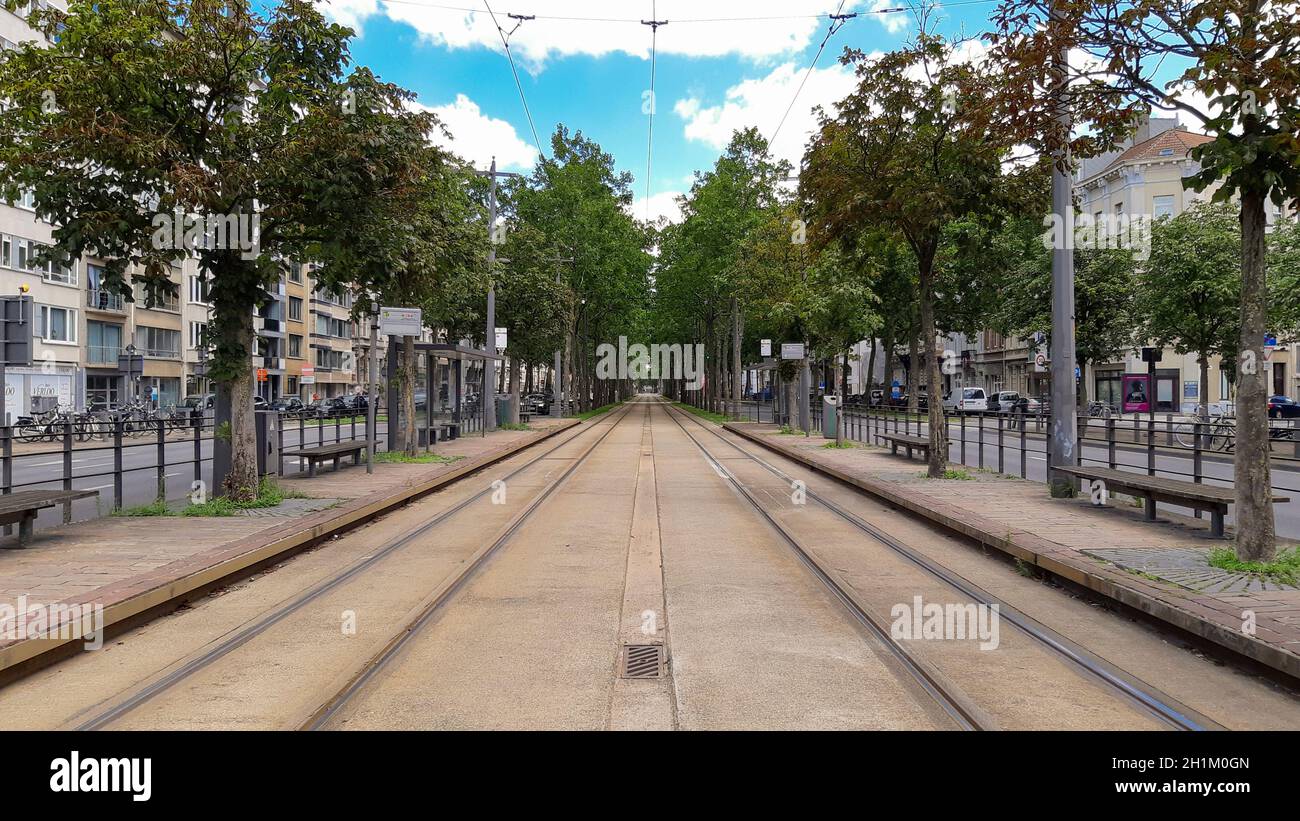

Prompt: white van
[943,386,989,413]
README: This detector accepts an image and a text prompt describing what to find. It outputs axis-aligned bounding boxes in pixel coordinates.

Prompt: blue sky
[311,1,1146,222]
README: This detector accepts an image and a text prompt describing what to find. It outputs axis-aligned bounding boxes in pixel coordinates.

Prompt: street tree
[990,0,1300,561]
[0,0,419,499]
[803,32,1026,477]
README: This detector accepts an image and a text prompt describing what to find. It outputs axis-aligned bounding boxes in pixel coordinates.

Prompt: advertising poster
[1122,374,1151,414]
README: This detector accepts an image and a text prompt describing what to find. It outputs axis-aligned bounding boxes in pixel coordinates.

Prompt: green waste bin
[822,395,839,439]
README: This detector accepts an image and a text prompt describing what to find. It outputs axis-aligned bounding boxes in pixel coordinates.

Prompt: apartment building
[305,268,358,401]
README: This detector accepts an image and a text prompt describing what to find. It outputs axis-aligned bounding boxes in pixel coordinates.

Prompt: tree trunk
[223,316,259,502]
[399,335,417,456]
[1235,190,1275,561]
[919,254,948,478]
[866,339,877,393]
[906,335,920,414]
[784,372,798,431]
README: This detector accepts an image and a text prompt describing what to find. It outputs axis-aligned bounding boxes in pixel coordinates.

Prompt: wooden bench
[0,489,100,547]
[282,441,367,477]
[879,432,931,461]
[1054,465,1290,538]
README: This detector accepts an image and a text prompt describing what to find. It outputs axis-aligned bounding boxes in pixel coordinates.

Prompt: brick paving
[0,419,574,647]
[726,424,1300,677]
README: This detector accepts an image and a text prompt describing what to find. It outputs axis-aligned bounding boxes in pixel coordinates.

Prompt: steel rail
[71,403,637,731]
[666,401,1216,731]
[299,399,643,730]
[661,402,990,731]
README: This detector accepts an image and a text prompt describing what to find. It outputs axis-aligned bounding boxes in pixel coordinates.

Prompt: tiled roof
[1104,128,1213,172]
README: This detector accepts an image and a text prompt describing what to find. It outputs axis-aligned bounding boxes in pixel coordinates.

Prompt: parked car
[943,386,989,413]
[271,397,305,415]
[183,394,215,410]
[992,390,1041,414]
[1268,395,1300,419]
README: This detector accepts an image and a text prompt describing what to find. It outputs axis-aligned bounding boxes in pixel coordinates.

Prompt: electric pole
[1048,0,1078,496]
[480,157,520,433]
[544,248,573,418]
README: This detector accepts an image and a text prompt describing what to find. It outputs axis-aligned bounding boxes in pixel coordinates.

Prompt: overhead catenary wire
[359,0,995,24]
[641,5,667,223]
[482,0,547,160]
[767,0,863,150]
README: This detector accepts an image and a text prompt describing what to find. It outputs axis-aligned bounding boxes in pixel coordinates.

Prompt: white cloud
[629,191,685,225]
[871,0,911,35]
[415,94,537,170]
[322,0,865,65]
[673,61,859,166]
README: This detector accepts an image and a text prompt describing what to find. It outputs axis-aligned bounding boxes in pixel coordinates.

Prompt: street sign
[379,306,422,337]
[760,339,772,357]
[256,368,268,383]
[301,365,315,386]
[495,327,507,350]
[780,342,804,360]
[117,353,144,376]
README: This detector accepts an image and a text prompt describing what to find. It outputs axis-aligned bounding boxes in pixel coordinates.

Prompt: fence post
[1019,415,1027,478]
[1147,418,1156,476]
[1193,420,1204,485]
[977,413,985,470]
[156,418,166,502]
[62,422,73,523]
[997,413,1004,475]
[193,409,203,484]
[1107,416,1117,469]
[113,418,123,511]
[960,412,966,464]
[1165,413,1174,446]
[1,427,10,536]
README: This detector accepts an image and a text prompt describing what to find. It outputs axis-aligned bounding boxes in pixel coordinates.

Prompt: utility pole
[1048,0,1078,496]
[480,157,520,433]
[545,248,573,418]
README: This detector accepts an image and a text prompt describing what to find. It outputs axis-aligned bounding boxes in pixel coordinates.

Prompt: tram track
[661,400,1217,731]
[67,402,638,731]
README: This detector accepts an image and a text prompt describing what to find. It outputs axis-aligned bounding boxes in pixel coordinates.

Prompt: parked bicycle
[1085,400,1114,419]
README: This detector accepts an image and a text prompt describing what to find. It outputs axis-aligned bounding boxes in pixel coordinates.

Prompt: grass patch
[115,478,309,518]
[576,402,620,421]
[778,425,800,435]
[822,439,857,449]
[919,468,974,480]
[373,451,464,465]
[498,422,531,431]
[1208,546,1300,586]
[673,402,728,424]
[113,498,172,517]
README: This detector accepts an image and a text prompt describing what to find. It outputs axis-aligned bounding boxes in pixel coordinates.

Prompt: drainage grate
[620,644,665,679]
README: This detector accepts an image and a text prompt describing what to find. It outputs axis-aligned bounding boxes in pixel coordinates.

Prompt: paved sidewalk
[724,422,1300,678]
[0,418,577,673]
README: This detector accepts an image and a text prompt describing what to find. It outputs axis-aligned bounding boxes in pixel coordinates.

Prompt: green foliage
[498,423,531,431]
[113,499,172,517]
[372,451,463,464]
[577,402,621,421]
[673,403,728,424]
[1208,546,1300,586]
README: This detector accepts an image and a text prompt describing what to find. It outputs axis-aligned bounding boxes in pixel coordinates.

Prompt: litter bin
[822,395,839,439]
[495,394,513,426]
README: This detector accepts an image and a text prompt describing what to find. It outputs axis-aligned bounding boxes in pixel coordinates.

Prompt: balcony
[86,289,127,312]
[138,346,181,359]
[86,344,122,366]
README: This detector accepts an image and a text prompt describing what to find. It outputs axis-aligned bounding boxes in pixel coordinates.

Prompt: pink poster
[1122,374,1150,414]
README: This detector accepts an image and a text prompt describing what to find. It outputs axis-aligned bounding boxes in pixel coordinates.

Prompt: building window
[36,305,76,343]
[86,320,123,365]
[1,234,76,284]
[188,275,211,305]
[189,322,207,350]
[314,347,348,370]
[135,326,181,358]
[134,280,181,311]
[288,266,302,284]
[10,187,35,210]
[289,334,303,358]
[1152,194,1175,219]
[86,375,121,409]
[287,376,298,394]
[288,296,302,321]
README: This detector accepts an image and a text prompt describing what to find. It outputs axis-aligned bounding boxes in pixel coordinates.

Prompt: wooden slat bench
[0,489,100,547]
[282,441,367,477]
[878,432,931,461]
[1055,465,1290,538]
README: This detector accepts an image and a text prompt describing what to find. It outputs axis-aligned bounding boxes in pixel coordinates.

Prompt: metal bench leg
[308,459,317,479]
[1144,496,1156,521]
[1211,507,1226,538]
[333,455,341,472]
[18,514,34,547]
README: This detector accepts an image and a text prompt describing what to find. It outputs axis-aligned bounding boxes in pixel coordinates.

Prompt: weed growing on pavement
[498,422,531,431]
[920,468,973,480]
[822,440,856,449]
[373,451,463,465]
[778,425,798,435]
[113,498,172,517]
[1013,558,1035,578]
[1208,546,1300,586]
